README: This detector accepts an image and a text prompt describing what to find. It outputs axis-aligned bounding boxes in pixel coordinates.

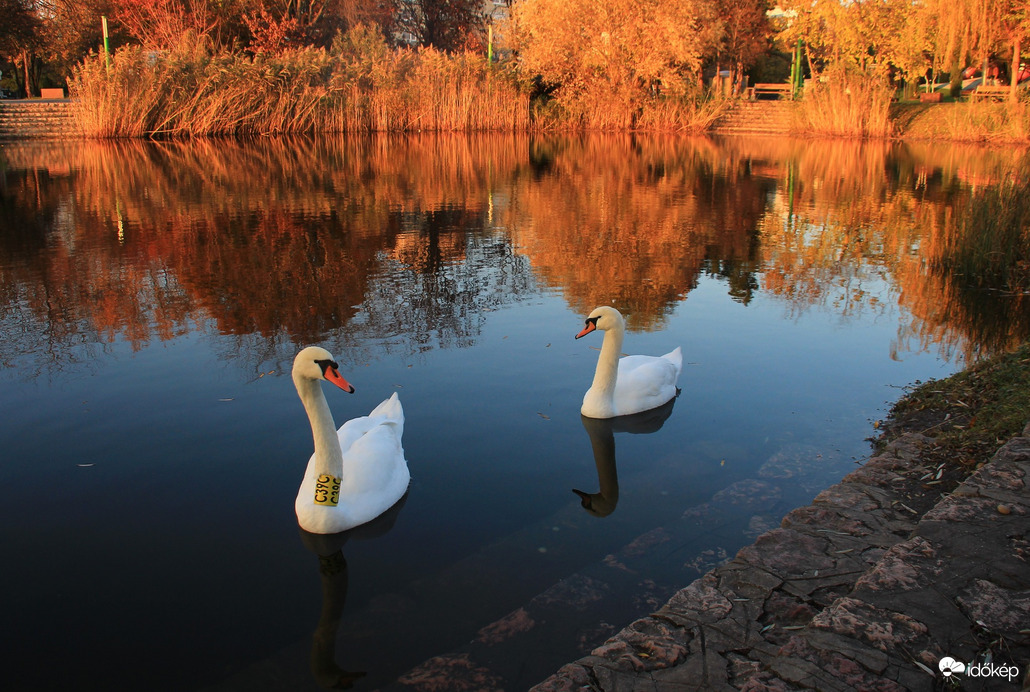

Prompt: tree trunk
[22,50,32,98]
[948,57,963,98]
[1012,36,1021,102]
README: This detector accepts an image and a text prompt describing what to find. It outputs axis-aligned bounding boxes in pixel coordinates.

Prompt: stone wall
[0,100,81,139]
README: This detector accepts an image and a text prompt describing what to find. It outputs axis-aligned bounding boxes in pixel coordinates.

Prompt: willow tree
[996,0,1029,100]
[779,0,904,76]
[509,0,722,127]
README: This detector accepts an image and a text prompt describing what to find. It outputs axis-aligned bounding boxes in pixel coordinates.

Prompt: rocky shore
[530,424,1030,691]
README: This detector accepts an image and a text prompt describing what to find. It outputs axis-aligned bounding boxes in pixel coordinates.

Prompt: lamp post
[102,16,110,71]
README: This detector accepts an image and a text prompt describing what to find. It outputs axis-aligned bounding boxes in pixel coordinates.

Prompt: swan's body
[576,306,682,419]
[292,347,409,534]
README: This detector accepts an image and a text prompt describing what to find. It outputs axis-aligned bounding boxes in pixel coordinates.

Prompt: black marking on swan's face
[315,358,340,378]
[576,316,600,339]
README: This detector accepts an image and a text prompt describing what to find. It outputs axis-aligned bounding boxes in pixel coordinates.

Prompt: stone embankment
[0,100,80,139]
[710,101,793,136]
[533,426,1030,691]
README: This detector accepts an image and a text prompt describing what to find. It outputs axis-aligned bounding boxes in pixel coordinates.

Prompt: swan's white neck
[584,324,624,416]
[295,377,344,478]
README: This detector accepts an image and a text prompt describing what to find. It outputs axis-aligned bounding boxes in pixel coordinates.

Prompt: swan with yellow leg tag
[292,346,409,534]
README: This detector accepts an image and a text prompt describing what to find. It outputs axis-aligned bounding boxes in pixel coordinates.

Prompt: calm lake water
[2,134,1028,691]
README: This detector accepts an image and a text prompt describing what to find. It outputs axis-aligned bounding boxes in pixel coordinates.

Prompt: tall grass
[793,69,895,138]
[899,99,1030,144]
[525,82,725,133]
[70,27,530,137]
[69,24,732,137]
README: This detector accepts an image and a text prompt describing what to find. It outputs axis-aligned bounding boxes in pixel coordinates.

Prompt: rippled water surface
[2,134,1028,690]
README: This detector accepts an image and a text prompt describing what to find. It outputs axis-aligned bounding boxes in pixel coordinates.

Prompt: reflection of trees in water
[354,227,534,357]
[751,139,1030,363]
[0,136,536,375]
[2,134,1029,377]
[510,135,770,329]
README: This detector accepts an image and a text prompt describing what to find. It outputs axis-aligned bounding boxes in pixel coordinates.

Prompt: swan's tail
[369,391,403,423]
[664,346,683,377]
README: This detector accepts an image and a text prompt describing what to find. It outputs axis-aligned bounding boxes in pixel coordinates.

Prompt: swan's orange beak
[576,318,597,339]
[325,366,355,393]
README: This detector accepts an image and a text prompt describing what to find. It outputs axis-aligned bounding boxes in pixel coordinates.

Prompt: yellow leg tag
[313,474,341,506]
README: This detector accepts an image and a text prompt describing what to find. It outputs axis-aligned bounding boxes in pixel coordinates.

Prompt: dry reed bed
[69,29,531,138]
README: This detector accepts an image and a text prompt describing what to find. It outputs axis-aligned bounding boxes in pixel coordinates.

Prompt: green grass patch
[887,342,1030,468]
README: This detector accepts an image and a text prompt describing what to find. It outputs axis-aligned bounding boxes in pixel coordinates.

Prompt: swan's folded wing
[337,393,404,451]
[616,355,680,404]
[340,421,409,497]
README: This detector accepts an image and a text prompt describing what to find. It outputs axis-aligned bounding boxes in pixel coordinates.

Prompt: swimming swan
[292,346,409,534]
[575,306,682,419]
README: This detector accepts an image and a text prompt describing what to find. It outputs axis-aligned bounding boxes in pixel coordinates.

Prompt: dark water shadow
[573,396,678,518]
[297,494,408,689]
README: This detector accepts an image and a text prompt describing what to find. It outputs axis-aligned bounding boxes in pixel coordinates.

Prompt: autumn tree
[781,0,1028,98]
[714,0,772,93]
[112,0,219,48]
[778,0,903,77]
[36,0,123,77]
[510,0,721,126]
[995,0,1029,100]
[1,0,42,96]
[393,0,486,50]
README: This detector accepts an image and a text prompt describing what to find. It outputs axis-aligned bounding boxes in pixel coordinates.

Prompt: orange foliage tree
[509,0,722,127]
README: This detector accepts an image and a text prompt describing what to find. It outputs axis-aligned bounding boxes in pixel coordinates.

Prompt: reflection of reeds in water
[3,135,1030,373]
[937,177,1030,291]
[0,135,537,371]
[756,141,1030,363]
[922,176,1030,359]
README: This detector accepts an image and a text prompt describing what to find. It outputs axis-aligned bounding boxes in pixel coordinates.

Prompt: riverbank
[530,345,1030,690]
[3,93,1029,145]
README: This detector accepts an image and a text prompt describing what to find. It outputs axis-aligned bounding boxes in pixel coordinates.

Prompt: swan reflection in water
[298,495,407,689]
[573,397,677,518]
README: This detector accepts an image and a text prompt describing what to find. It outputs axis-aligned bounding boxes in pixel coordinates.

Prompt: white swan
[292,346,409,534]
[575,306,682,419]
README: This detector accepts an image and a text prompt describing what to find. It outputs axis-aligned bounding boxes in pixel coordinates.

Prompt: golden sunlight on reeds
[792,71,896,139]
[898,101,1030,145]
[69,29,530,138]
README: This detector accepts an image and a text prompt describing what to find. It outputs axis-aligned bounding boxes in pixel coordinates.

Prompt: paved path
[530,425,1030,691]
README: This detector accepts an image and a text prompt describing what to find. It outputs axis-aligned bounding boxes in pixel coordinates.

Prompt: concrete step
[0,100,80,138]
[711,101,793,135]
